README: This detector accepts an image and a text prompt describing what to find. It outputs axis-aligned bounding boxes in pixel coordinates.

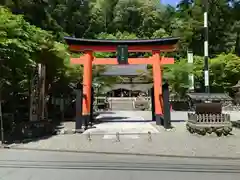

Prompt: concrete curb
[4,146,240,160]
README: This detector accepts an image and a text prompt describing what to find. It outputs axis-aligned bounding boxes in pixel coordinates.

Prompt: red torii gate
[64,37,179,126]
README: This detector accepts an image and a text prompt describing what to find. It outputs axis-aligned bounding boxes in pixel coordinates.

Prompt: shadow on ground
[95,116,152,123]
[96,111,116,115]
[2,120,63,145]
[232,120,240,128]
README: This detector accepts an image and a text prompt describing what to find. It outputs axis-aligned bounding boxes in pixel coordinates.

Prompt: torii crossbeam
[64,37,179,127]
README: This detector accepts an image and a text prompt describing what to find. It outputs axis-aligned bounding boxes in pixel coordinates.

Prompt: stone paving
[59,110,240,133]
[8,110,240,158]
[83,122,159,139]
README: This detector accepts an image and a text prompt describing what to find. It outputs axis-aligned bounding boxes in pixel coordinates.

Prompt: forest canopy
[1,0,240,99]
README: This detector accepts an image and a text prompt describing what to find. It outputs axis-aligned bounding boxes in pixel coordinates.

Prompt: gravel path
[6,111,240,158]
[9,121,240,158]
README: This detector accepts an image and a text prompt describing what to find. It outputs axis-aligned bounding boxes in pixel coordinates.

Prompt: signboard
[117,45,128,64]
[187,50,194,90]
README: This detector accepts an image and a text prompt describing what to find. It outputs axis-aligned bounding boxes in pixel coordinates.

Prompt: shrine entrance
[64,37,179,130]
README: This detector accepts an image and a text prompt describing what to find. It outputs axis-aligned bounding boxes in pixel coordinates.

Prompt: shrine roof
[64,37,179,46]
[102,64,148,76]
[103,84,152,92]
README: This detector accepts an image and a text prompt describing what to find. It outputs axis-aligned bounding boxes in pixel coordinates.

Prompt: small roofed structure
[187,93,232,102]
[187,92,232,111]
[101,64,150,97]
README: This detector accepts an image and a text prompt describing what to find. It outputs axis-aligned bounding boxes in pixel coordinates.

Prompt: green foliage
[152,28,169,38]
[210,53,240,92]
[2,0,240,57]
[0,6,68,100]
[2,0,240,99]
[164,60,192,98]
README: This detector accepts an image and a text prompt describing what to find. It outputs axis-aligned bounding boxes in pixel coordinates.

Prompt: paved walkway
[95,110,240,122]
[83,111,159,139]
[8,111,240,158]
[9,123,240,158]
[96,111,148,122]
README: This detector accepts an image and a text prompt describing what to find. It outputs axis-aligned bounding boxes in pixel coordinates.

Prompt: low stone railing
[187,113,230,123]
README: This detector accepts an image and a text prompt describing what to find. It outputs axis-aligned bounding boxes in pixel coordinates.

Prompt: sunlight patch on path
[83,111,159,139]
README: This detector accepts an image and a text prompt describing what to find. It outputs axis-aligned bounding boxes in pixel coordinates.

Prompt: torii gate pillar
[152,51,163,125]
[82,51,93,127]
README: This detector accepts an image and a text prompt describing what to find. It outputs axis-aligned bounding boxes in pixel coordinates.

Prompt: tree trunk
[235,31,240,56]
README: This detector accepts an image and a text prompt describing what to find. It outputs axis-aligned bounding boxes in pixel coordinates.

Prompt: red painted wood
[82,52,93,115]
[70,57,174,65]
[152,52,163,115]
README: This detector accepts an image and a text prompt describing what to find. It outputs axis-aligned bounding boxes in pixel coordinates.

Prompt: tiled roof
[103,84,152,92]
[187,93,232,101]
[64,37,179,46]
[102,64,148,76]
